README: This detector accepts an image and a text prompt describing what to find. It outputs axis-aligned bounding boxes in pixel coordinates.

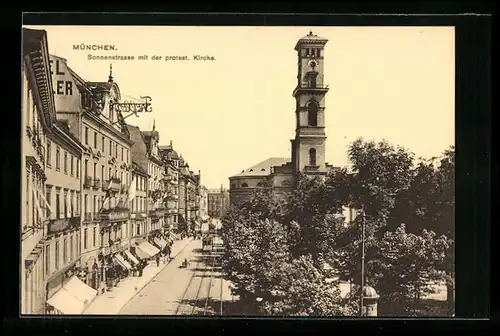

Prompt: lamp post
[360,207,366,316]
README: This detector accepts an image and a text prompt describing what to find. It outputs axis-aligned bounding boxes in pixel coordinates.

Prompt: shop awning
[47,276,97,314]
[154,237,167,249]
[46,288,85,314]
[63,276,98,305]
[114,254,132,270]
[124,250,140,265]
[136,242,160,258]
[144,241,160,256]
[134,245,150,259]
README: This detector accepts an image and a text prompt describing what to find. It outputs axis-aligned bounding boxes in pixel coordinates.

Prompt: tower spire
[108,64,113,82]
[152,118,156,132]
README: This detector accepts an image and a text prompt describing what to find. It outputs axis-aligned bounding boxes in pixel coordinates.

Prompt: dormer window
[241,183,248,188]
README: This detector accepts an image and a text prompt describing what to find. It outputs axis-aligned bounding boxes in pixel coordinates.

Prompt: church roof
[295,31,328,50]
[230,157,290,178]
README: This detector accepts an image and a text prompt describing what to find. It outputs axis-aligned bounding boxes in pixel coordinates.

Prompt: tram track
[174,236,224,316]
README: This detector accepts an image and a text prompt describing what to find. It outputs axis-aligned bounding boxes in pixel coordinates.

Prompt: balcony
[105,177,121,193]
[83,176,93,189]
[93,178,101,189]
[98,207,130,224]
[162,175,172,182]
[47,216,81,235]
[84,212,93,222]
[149,208,166,218]
[293,83,329,97]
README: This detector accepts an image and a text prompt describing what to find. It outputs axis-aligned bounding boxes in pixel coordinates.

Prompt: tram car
[202,235,214,252]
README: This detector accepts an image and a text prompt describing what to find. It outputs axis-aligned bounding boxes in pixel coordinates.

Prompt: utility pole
[360,208,366,316]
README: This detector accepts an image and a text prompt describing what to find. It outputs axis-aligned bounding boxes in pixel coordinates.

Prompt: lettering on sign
[110,96,153,122]
[49,59,74,96]
[49,55,80,113]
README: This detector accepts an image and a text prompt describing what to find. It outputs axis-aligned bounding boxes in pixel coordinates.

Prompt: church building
[229,32,337,205]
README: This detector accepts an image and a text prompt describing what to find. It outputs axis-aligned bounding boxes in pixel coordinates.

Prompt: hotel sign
[49,55,80,113]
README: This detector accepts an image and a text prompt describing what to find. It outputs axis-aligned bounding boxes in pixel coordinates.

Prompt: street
[119,236,237,315]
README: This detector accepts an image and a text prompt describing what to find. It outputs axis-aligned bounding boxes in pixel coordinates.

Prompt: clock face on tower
[309,60,318,69]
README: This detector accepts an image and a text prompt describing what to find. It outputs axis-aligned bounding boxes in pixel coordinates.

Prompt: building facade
[55,63,134,293]
[198,185,209,221]
[142,125,167,234]
[43,120,86,314]
[208,187,230,218]
[129,162,149,244]
[22,28,55,314]
[159,142,180,229]
[229,32,335,205]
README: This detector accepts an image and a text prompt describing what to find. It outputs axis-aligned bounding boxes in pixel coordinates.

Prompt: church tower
[291,31,329,176]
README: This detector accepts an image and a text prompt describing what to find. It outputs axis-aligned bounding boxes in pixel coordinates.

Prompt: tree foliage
[221,138,455,316]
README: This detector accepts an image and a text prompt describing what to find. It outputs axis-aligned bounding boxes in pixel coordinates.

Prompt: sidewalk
[83,238,193,315]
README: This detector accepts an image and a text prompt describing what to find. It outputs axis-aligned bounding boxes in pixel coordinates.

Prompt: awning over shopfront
[144,241,160,256]
[46,287,85,314]
[154,237,167,249]
[46,276,97,314]
[114,254,132,270]
[124,250,140,265]
[64,276,98,305]
[168,232,179,241]
[136,241,160,258]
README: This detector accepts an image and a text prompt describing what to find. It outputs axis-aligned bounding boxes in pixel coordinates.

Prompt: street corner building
[21,27,208,315]
[229,32,338,205]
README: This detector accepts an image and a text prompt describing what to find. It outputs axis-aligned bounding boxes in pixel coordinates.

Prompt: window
[63,190,68,218]
[46,141,51,167]
[102,136,105,152]
[84,228,88,249]
[45,245,50,275]
[64,152,68,174]
[55,191,60,219]
[70,235,73,261]
[56,147,60,170]
[70,156,74,175]
[121,147,124,161]
[101,165,105,180]
[76,159,80,178]
[84,127,88,145]
[309,148,317,166]
[92,226,96,247]
[136,223,140,235]
[94,132,97,149]
[126,150,129,162]
[84,160,88,177]
[109,140,112,156]
[76,192,80,214]
[257,182,263,187]
[115,143,118,158]
[108,168,112,181]
[241,182,248,188]
[70,192,74,216]
[93,162,97,179]
[84,194,88,213]
[93,195,97,214]
[307,101,318,126]
[63,238,67,264]
[55,241,60,270]
[46,188,51,218]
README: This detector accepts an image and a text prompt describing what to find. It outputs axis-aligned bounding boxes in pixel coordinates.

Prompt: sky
[24,26,455,189]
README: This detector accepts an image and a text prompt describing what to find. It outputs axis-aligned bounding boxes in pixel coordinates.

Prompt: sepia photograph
[21,25,455,317]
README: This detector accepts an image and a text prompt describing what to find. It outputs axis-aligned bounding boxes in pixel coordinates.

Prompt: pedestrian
[156,255,160,267]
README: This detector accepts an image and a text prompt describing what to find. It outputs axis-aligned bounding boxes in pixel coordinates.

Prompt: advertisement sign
[49,55,80,113]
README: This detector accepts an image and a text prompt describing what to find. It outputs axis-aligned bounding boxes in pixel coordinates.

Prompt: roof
[295,31,328,50]
[131,161,148,176]
[230,157,290,178]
